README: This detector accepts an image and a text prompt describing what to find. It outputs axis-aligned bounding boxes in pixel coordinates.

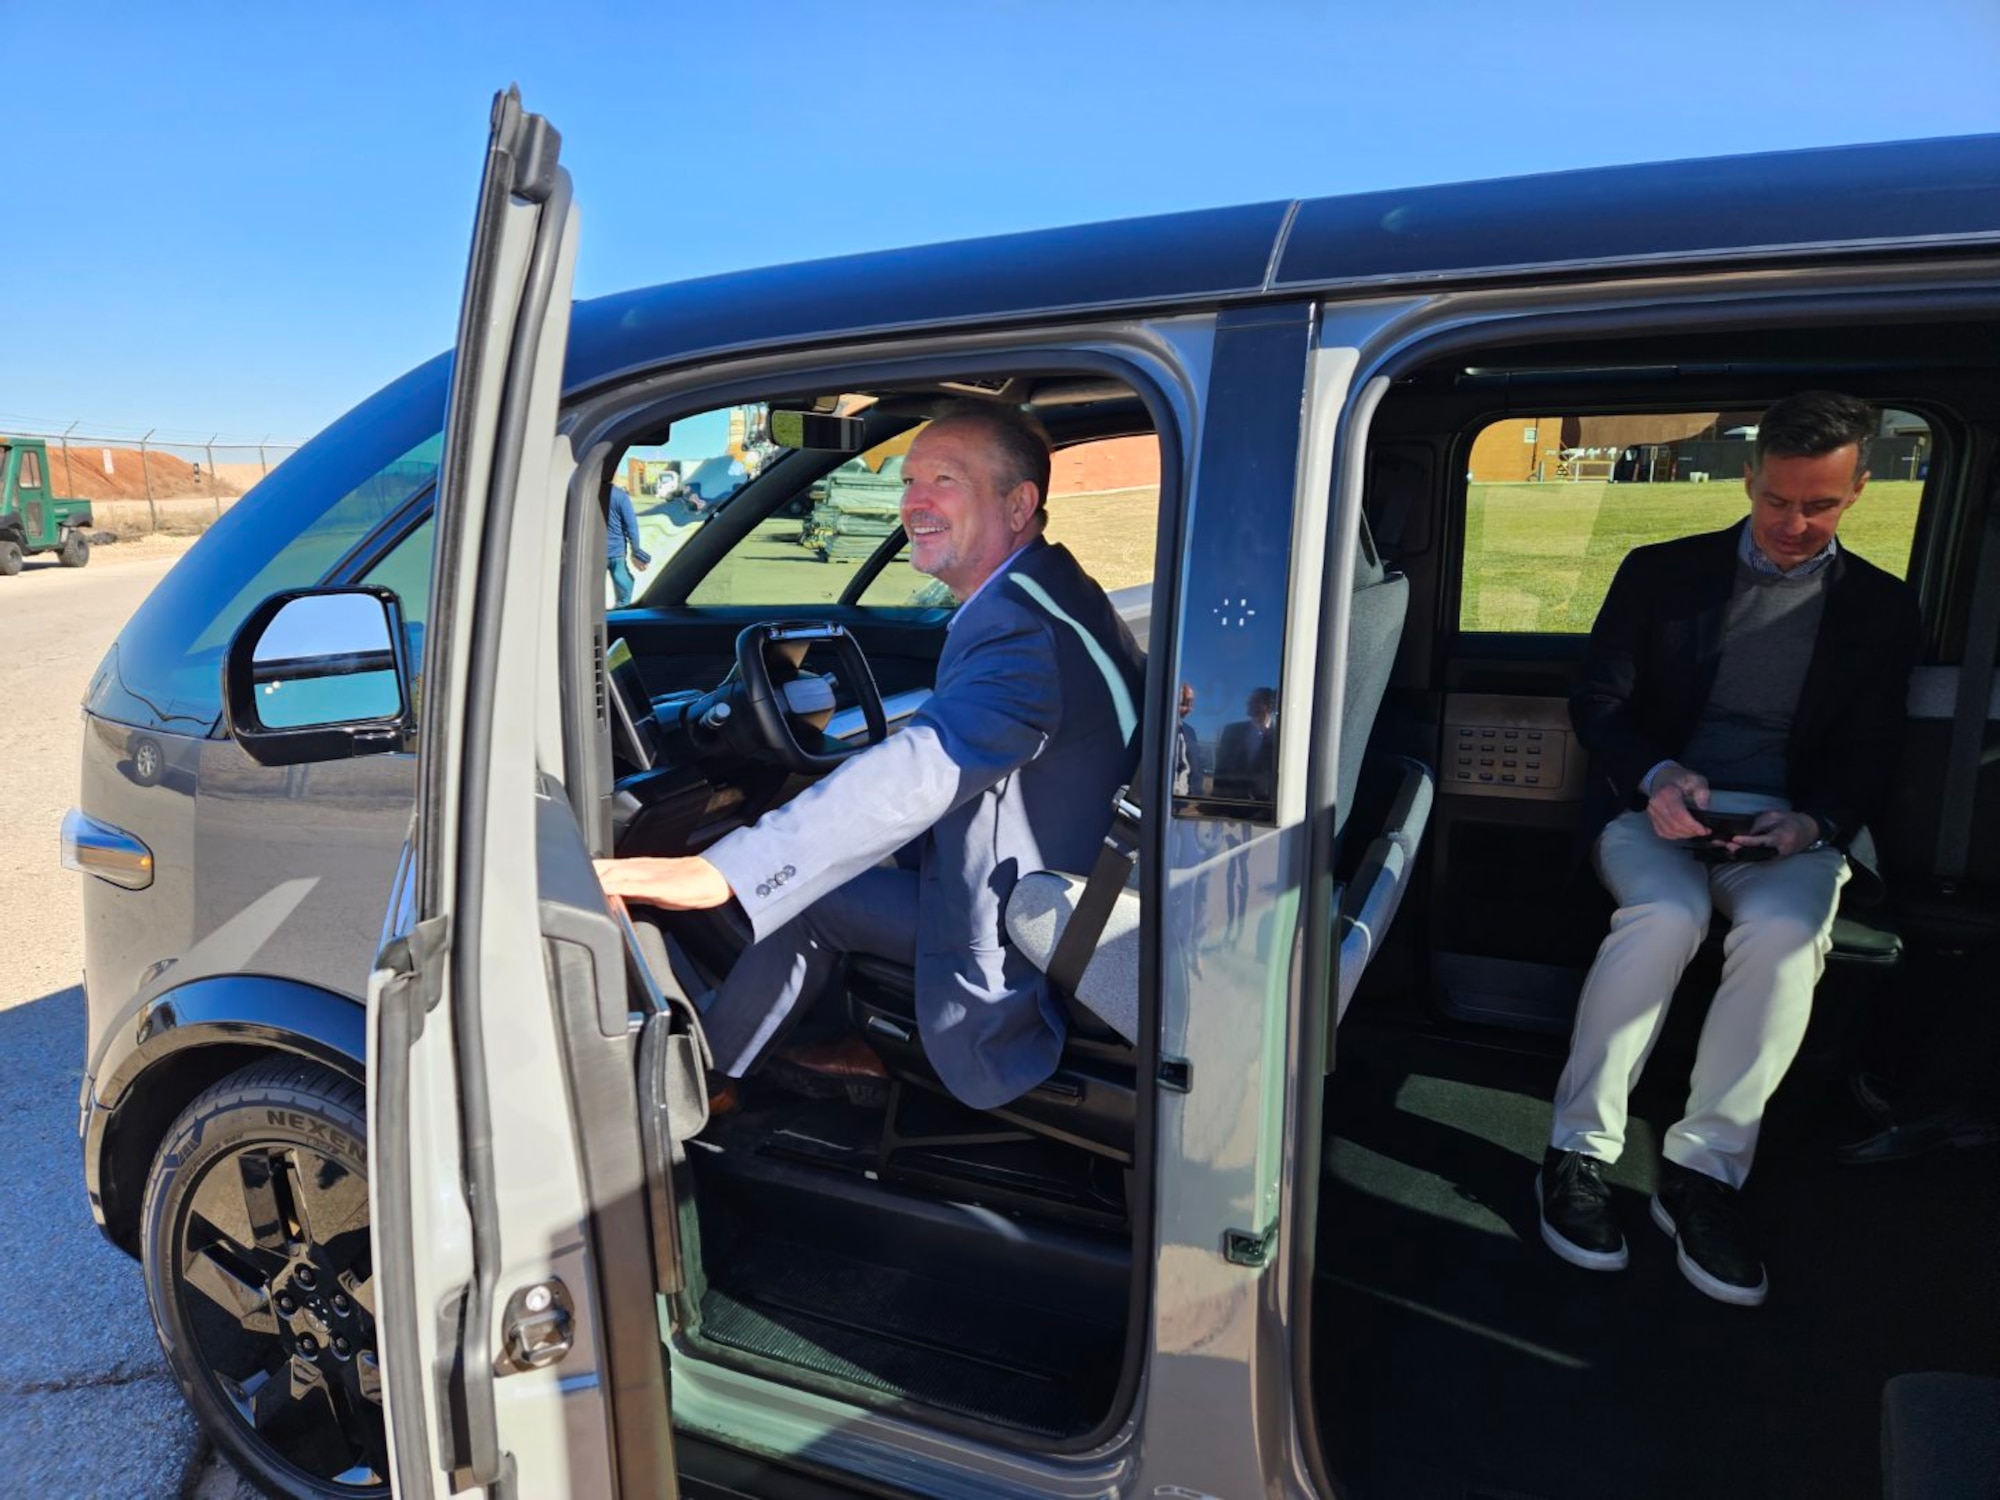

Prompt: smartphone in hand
[1685,808,1778,862]
[1695,810,1760,839]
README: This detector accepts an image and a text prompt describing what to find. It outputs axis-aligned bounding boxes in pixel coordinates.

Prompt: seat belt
[1937,474,2000,883]
[1047,789,1142,998]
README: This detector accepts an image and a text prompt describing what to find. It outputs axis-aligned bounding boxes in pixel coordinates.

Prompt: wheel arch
[88,975,367,1255]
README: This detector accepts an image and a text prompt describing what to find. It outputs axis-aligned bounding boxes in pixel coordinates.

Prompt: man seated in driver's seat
[597,401,1147,1111]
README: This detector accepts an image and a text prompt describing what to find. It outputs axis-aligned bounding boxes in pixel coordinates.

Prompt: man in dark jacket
[1537,391,1921,1306]
[606,481,651,606]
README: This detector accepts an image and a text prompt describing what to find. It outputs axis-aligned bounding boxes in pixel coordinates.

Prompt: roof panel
[1274,135,2000,288]
[567,200,1289,388]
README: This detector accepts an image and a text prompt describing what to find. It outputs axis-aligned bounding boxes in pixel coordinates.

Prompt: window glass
[88,352,450,731]
[855,543,953,608]
[684,416,925,607]
[20,450,42,489]
[687,424,1161,608]
[1458,408,1926,633]
[1041,434,1159,592]
[357,515,435,631]
[361,513,435,691]
[189,431,442,655]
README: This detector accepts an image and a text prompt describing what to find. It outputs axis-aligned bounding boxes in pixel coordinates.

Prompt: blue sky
[7,1,1999,448]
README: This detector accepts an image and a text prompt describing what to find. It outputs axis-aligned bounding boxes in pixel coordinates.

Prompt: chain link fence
[0,420,301,536]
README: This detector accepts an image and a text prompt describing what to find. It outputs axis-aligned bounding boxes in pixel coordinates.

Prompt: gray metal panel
[1275,134,2000,289]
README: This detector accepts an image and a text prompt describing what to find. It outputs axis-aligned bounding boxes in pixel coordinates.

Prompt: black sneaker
[1536,1148,1628,1271]
[1650,1160,1768,1306]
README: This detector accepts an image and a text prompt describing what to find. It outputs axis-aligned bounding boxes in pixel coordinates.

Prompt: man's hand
[632,556,650,573]
[594,855,731,909]
[1727,811,1822,859]
[1645,762,1715,840]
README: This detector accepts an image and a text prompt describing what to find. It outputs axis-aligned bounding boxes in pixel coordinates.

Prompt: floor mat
[1314,1030,2000,1500]
[698,1234,1123,1437]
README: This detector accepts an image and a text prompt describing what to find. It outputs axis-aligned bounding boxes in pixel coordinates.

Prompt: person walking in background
[607,480,651,606]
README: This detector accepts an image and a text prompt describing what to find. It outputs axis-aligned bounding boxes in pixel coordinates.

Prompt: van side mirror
[223,587,416,767]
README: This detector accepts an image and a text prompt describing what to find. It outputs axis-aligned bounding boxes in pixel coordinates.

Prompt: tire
[0,540,21,576]
[141,1059,386,1499]
[59,530,89,567]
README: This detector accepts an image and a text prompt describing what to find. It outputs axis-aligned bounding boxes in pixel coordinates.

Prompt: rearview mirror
[767,408,866,453]
[223,587,416,766]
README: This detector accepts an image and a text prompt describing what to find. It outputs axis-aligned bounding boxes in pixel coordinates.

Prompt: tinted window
[87,354,450,730]
[1458,409,1926,634]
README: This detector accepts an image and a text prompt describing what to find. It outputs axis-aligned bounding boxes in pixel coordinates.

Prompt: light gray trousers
[1549,796,1849,1188]
[701,866,919,1078]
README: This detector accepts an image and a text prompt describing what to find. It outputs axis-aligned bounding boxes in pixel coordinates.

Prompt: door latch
[1223,1219,1278,1267]
[497,1279,574,1372]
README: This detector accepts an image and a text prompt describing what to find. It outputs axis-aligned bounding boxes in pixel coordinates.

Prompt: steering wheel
[731,621,888,775]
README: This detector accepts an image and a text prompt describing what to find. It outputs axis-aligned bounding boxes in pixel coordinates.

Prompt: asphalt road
[0,535,258,1498]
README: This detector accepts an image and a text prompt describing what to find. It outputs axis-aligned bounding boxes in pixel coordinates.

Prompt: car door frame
[369,89,678,1499]
[552,324,1201,1489]
[1281,256,2000,1494]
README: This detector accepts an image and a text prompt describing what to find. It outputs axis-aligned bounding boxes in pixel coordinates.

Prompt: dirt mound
[34,444,245,502]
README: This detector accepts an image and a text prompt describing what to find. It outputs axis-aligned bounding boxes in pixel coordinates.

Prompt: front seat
[849,514,1432,1161]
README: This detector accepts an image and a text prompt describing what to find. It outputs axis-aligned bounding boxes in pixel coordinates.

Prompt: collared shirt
[1738,520,1837,579]
[944,536,1036,628]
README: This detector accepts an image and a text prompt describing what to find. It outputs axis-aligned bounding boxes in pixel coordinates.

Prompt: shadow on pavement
[0,985,208,1498]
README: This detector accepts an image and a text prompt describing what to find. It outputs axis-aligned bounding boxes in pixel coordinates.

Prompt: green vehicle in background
[0,436,93,573]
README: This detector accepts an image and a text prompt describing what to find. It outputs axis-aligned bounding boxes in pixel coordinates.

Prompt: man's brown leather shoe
[707,1080,739,1118]
[768,1035,890,1107]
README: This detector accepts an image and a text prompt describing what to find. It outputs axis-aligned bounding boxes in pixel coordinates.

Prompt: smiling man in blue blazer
[599,401,1146,1110]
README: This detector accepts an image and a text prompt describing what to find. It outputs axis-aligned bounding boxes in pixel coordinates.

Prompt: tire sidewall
[0,540,21,575]
[139,1062,378,1500]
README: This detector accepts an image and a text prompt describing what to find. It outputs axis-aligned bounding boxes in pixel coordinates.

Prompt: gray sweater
[1677,558,1829,797]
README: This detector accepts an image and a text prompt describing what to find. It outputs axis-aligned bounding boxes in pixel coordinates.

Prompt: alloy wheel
[173,1139,386,1489]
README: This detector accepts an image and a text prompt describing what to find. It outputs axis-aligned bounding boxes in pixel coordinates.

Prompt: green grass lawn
[1460,479,1921,634]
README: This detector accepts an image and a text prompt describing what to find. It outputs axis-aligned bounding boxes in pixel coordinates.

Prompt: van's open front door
[367,89,677,1498]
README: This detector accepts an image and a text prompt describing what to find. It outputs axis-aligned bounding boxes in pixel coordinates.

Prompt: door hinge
[1223,1219,1277,1267]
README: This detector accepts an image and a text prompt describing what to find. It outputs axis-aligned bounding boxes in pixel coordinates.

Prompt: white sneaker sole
[1536,1172,1628,1271]
[1650,1194,1768,1307]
